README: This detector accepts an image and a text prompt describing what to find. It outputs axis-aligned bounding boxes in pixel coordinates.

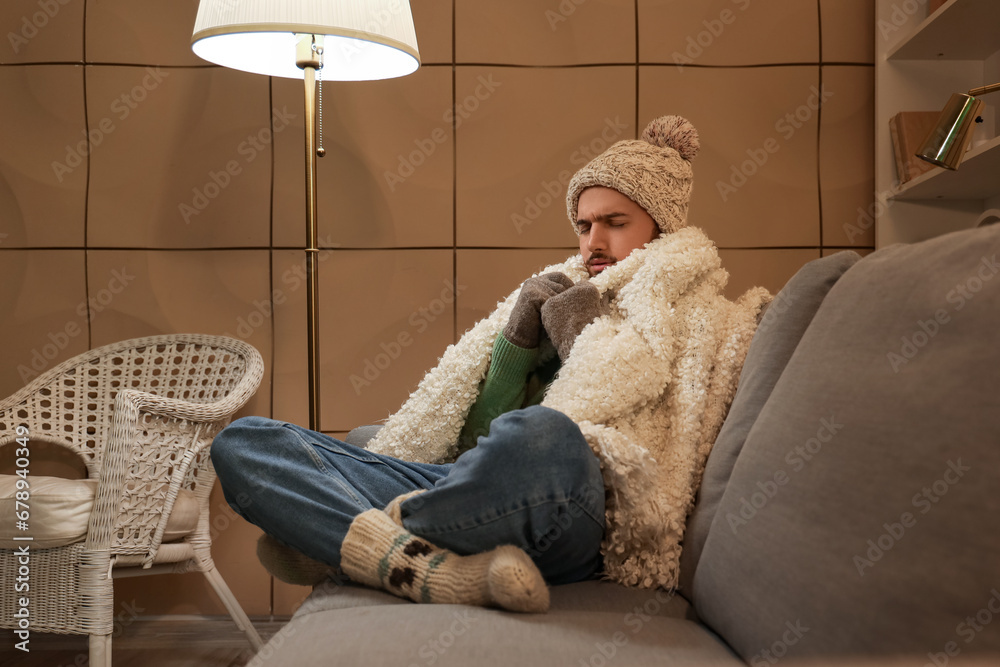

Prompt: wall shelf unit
[875,0,1000,247]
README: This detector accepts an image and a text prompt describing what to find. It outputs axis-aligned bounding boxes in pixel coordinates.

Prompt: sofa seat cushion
[693,225,1000,659]
[0,475,200,549]
[258,580,739,666]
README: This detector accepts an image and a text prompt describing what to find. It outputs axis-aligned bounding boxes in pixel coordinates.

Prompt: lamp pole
[296,34,323,431]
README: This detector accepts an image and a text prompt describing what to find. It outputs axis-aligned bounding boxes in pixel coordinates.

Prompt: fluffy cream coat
[367,227,771,589]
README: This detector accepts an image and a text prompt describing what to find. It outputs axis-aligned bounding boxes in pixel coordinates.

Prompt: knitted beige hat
[566,115,700,236]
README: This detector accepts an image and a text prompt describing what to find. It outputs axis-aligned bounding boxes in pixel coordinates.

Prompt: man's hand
[504,273,574,349]
[540,281,607,361]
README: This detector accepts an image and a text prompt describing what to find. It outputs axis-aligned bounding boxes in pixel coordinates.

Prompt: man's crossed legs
[211,405,605,612]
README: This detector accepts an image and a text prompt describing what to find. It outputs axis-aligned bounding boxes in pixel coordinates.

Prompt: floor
[1,618,288,667]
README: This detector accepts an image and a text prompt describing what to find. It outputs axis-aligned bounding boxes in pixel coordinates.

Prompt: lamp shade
[916,93,983,170]
[191,0,420,80]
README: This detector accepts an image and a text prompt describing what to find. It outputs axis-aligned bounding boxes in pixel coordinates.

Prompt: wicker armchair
[0,334,265,666]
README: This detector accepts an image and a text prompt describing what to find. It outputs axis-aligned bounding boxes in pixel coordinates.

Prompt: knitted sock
[340,509,549,613]
[383,489,427,525]
[256,534,340,587]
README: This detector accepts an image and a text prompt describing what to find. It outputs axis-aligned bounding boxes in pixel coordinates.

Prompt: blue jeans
[211,405,605,585]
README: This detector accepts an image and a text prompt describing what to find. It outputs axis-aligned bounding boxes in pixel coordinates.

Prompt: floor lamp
[191,1,420,431]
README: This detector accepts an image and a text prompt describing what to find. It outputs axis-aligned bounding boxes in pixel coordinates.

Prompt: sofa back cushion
[678,250,861,599]
[692,224,1000,658]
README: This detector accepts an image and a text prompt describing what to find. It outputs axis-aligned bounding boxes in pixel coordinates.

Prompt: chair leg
[203,565,265,652]
[90,634,112,667]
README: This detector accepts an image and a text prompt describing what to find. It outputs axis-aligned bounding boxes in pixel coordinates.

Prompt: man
[211,116,770,614]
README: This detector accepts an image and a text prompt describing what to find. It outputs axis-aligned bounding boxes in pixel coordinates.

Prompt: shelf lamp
[191,1,420,431]
[916,83,1000,170]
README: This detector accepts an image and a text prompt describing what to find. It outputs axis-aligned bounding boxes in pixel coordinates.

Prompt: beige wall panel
[0,0,85,64]
[86,0,203,66]
[456,0,634,65]
[272,66,453,249]
[641,66,821,248]
[456,66,635,248]
[639,0,818,65]
[821,0,875,63]
[821,66,875,247]
[718,248,821,301]
[0,250,88,398]
[0,66,86,247]
[85,250,273,419]
[412,0,453,64]
[270,249,452,431]
[87,66,271,248]
[455,248,578,336]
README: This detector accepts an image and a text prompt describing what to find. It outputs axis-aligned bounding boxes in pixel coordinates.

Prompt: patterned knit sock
[383,489,427,525]
[340,509,549,613]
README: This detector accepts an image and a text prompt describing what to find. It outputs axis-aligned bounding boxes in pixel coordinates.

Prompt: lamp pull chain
[315,43,326,158]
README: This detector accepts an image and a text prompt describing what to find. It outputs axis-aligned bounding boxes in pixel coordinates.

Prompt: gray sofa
[252,224,1000,666]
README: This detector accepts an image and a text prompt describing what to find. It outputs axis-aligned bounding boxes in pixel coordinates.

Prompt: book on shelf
[889,111,940,185]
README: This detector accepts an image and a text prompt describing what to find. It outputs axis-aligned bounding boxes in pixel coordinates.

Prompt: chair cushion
[692,225,1000,658]
[0,475,200,549]
[678,251,860,598]
[0,476,96,548]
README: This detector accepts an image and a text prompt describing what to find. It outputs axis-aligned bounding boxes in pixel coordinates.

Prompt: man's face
[576,186,660,277]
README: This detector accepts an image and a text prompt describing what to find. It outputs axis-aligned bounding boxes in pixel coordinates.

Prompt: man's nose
[587,225,607,251]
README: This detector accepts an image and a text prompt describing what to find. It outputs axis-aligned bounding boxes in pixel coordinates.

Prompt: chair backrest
[0,334,262,476]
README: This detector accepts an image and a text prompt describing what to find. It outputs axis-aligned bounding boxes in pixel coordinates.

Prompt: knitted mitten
[340,509,550,613]
[540,281,607,361]
[503,273,574,348]
[256,533,340,587]
[383,489,427,525]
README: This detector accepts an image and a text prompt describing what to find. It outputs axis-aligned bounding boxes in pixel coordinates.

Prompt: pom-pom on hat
[566,115,700,236]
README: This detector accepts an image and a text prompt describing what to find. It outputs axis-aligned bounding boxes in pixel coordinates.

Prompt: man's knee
[211,415,281,473]
[494,406,600,483]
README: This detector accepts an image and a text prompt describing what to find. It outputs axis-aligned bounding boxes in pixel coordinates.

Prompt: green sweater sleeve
[457,334,538,454]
